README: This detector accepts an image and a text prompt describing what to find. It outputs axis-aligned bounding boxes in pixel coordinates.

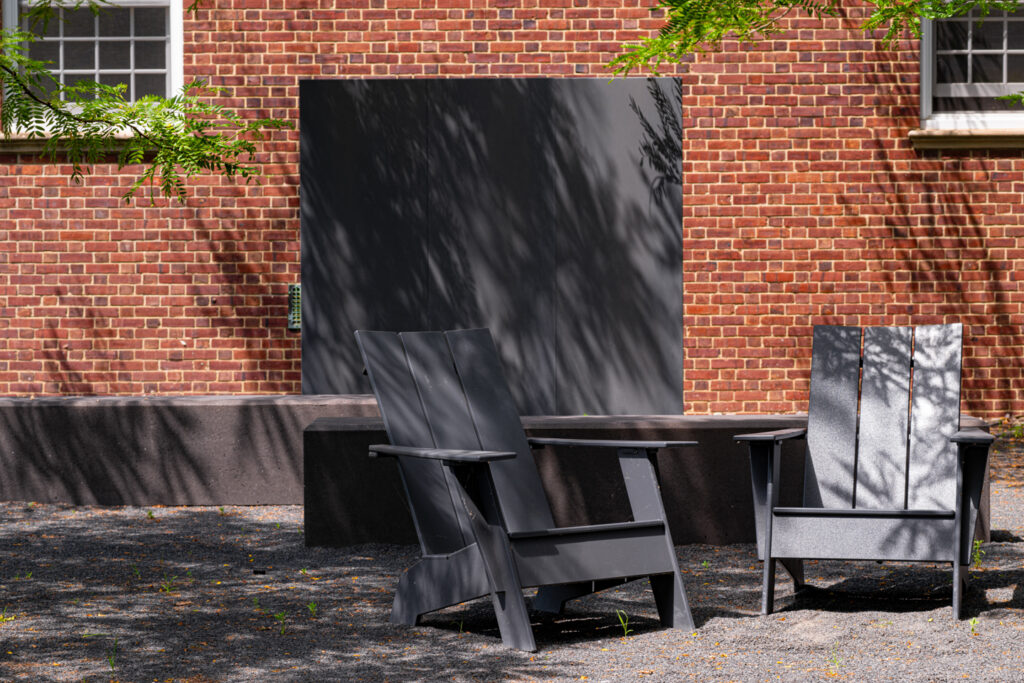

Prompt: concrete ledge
[305,414,991,548]
[304,414,811,547]
[0,395,378,505]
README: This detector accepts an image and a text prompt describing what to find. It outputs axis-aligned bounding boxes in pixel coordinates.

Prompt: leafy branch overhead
[0,0,290,202]
[609,0,1023,75]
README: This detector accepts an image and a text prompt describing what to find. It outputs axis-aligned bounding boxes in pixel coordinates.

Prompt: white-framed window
[921,8,1024,129]
[2,0,182,101]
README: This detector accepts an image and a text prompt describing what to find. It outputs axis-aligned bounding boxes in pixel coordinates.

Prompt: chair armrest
[735,427,807,443]
[950,429,995,446]
[527,437,698,450]
[368,444,516,463]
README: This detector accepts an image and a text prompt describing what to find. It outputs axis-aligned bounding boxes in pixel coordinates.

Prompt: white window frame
[2,0,183,100]
[921,14,1024,130]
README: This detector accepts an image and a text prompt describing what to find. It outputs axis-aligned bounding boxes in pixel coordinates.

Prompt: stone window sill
[909,129,1024,150]
[0,131,136,153]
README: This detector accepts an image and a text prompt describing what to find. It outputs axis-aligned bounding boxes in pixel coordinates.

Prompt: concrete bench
[0,395,377,505]
[305,414,991,548]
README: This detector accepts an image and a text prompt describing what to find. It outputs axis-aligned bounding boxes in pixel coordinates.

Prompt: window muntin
[6,1,181,101]
[924,8,1024,128]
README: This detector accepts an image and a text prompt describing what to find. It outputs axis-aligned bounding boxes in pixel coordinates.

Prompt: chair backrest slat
[804,326,862,508]
[855,326,912,509]
[446,329,556,534]
[907,323,962,510]
[803,323,964,512]
[355,330,468,555]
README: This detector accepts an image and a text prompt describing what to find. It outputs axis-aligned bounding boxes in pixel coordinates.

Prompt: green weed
[972,539,986,568]
[615,609,633,637]
[107,637,117,672]
[0,607,16,623]
[274,611,288,635]
[159,574,177,593]
[306,601,318,618]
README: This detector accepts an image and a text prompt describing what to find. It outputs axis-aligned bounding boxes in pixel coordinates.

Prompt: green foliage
[609,0,841,75]
[609,0,1023,75]
[972,539,986,568]
[1,0,291,203]
[615,609,634,637]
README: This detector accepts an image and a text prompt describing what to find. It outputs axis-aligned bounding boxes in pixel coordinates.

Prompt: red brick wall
[680,6,1024,419]
[1,1,1023,418]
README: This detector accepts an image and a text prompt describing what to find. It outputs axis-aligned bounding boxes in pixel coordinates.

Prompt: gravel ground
[2,440,1024,682]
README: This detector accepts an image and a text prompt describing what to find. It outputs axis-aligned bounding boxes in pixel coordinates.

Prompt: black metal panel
[301,80,430,395]
[300,78,683,415]
[426,80,558,414]
[550,78,684,414]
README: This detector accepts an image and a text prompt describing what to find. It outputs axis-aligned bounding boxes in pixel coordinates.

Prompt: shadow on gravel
[0,504,582,681]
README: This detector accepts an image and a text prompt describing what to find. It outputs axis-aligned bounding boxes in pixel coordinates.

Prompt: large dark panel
[300,80,430,396]
[300,78,682,415]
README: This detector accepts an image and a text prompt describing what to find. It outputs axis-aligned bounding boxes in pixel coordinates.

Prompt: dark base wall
[306,415,771,547]
[305,414,990,548]
[0,395,377,505]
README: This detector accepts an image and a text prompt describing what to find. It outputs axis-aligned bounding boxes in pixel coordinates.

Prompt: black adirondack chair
[355,328,696,651]
[736,324,993,618]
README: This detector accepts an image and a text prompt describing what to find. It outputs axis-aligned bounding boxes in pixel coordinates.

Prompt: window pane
[1010,26,1024,49]
[98,8,131,37]
[972,54,1003,82]
[935,96,1021,111]
[28,41,59,65]
[973,20,1004,50]
[135,41,166,69]
[64,42,96,70]
[1009,54,1024,81]
[936,54,968,83]
[936,21,968,50]
[99,72,130,95]
[63,10,95,37]
[135,73,166,98]
[24,13,62,39]
[135,8,167,37]
[65,73,97,98]
[99,41,130,69]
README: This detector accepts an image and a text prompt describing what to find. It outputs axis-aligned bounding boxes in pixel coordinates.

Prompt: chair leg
[390,546,493,626]
[952,563,968,620]
[486,588,534,651]
[762,557,777,615]
[651,571,695,630]
[780,558,805,591]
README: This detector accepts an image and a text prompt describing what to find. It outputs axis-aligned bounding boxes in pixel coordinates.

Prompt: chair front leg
[747,440,783,614]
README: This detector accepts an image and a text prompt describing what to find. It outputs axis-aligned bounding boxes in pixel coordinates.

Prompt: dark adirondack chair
[736,324,993,618]
[355,328,697,651]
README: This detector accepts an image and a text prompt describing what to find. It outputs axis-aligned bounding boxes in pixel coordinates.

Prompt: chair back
[803,324,962,510]
[356,329,555,555]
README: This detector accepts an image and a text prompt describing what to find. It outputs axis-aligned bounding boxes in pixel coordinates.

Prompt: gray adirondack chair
[355,328,696,651]
[737,324,993,618]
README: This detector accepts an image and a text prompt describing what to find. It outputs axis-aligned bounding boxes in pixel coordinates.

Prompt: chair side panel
[855,326,912,509]
[447,329,556,534]
[804,325,862,508]
[355,330,467,554]
[908,324,963,510]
